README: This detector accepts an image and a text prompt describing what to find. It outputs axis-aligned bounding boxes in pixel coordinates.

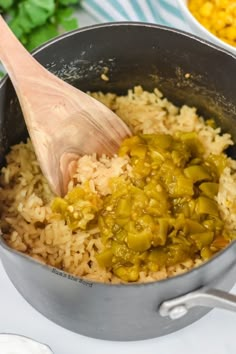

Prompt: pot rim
[0,21,236,91]
[1,236,235,288]
[0,21,236,288]
[33,21,236,59]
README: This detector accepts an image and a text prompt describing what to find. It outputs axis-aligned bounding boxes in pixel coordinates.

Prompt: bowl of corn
[176,0,236,54]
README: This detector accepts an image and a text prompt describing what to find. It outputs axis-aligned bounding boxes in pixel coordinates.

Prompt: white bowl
[0,334,53,354]
[176,0,236,55]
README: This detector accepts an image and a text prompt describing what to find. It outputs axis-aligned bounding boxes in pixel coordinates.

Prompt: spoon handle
[0,16,43,87]
[0,15,66,129]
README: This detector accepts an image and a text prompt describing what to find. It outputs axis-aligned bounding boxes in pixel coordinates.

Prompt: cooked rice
[0,86,235,283]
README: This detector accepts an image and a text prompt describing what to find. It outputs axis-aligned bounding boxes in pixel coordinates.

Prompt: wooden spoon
[0,16,131,196]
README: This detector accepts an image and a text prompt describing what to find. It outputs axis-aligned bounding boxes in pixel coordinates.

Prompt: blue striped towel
[82,0,192,33]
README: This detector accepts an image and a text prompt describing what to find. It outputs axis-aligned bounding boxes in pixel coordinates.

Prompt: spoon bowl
[0,16,131,196]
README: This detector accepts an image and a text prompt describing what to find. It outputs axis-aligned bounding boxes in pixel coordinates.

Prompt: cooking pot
[0,23,236,341]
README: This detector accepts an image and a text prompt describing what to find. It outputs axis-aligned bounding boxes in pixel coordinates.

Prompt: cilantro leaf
[56,7,74,20]
[60,17,78,31]
[0,0,14,11]
[0,0,81,51]
[23,0,55,27]
[9,0,55,35]
[26,23,58,51]
[58,0,80,5]
[56,7,78,32]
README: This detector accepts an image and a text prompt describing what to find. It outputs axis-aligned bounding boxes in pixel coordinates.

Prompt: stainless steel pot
[0,23,236,341]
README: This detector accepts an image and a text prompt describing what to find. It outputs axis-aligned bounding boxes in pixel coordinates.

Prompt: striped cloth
[82,0,192,33]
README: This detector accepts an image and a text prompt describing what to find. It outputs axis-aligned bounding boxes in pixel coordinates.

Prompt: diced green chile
[53,132,229,282]
[94,133,228,280]
[199,182,219,198]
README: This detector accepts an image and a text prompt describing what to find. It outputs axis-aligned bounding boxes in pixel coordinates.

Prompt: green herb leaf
[56,7,74,21]
[58,0,80,5]
[26,23,58,51]
[0,0,14,11]
[0,0,81,50]
[24,0,55,27]
[60,17,78,31]
[56,7,78,31]
[9,0,55,35]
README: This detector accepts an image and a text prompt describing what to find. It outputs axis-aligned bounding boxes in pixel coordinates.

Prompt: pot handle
[159,287,236,320]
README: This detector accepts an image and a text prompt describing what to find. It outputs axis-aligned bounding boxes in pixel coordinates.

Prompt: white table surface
[1,8,236,354]
[1,259,236,354]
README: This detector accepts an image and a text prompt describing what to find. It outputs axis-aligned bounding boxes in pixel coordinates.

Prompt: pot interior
[0,23,236,163]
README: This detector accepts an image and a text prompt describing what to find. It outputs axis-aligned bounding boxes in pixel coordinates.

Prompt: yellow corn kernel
[188,0,236,47]
[227,3,236,14]
[213,18,226,31]
[226,26,236,40]
[226,14,233,24]
[218,28,227,38]
[216,0,229,8]
[199,2,214,17]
